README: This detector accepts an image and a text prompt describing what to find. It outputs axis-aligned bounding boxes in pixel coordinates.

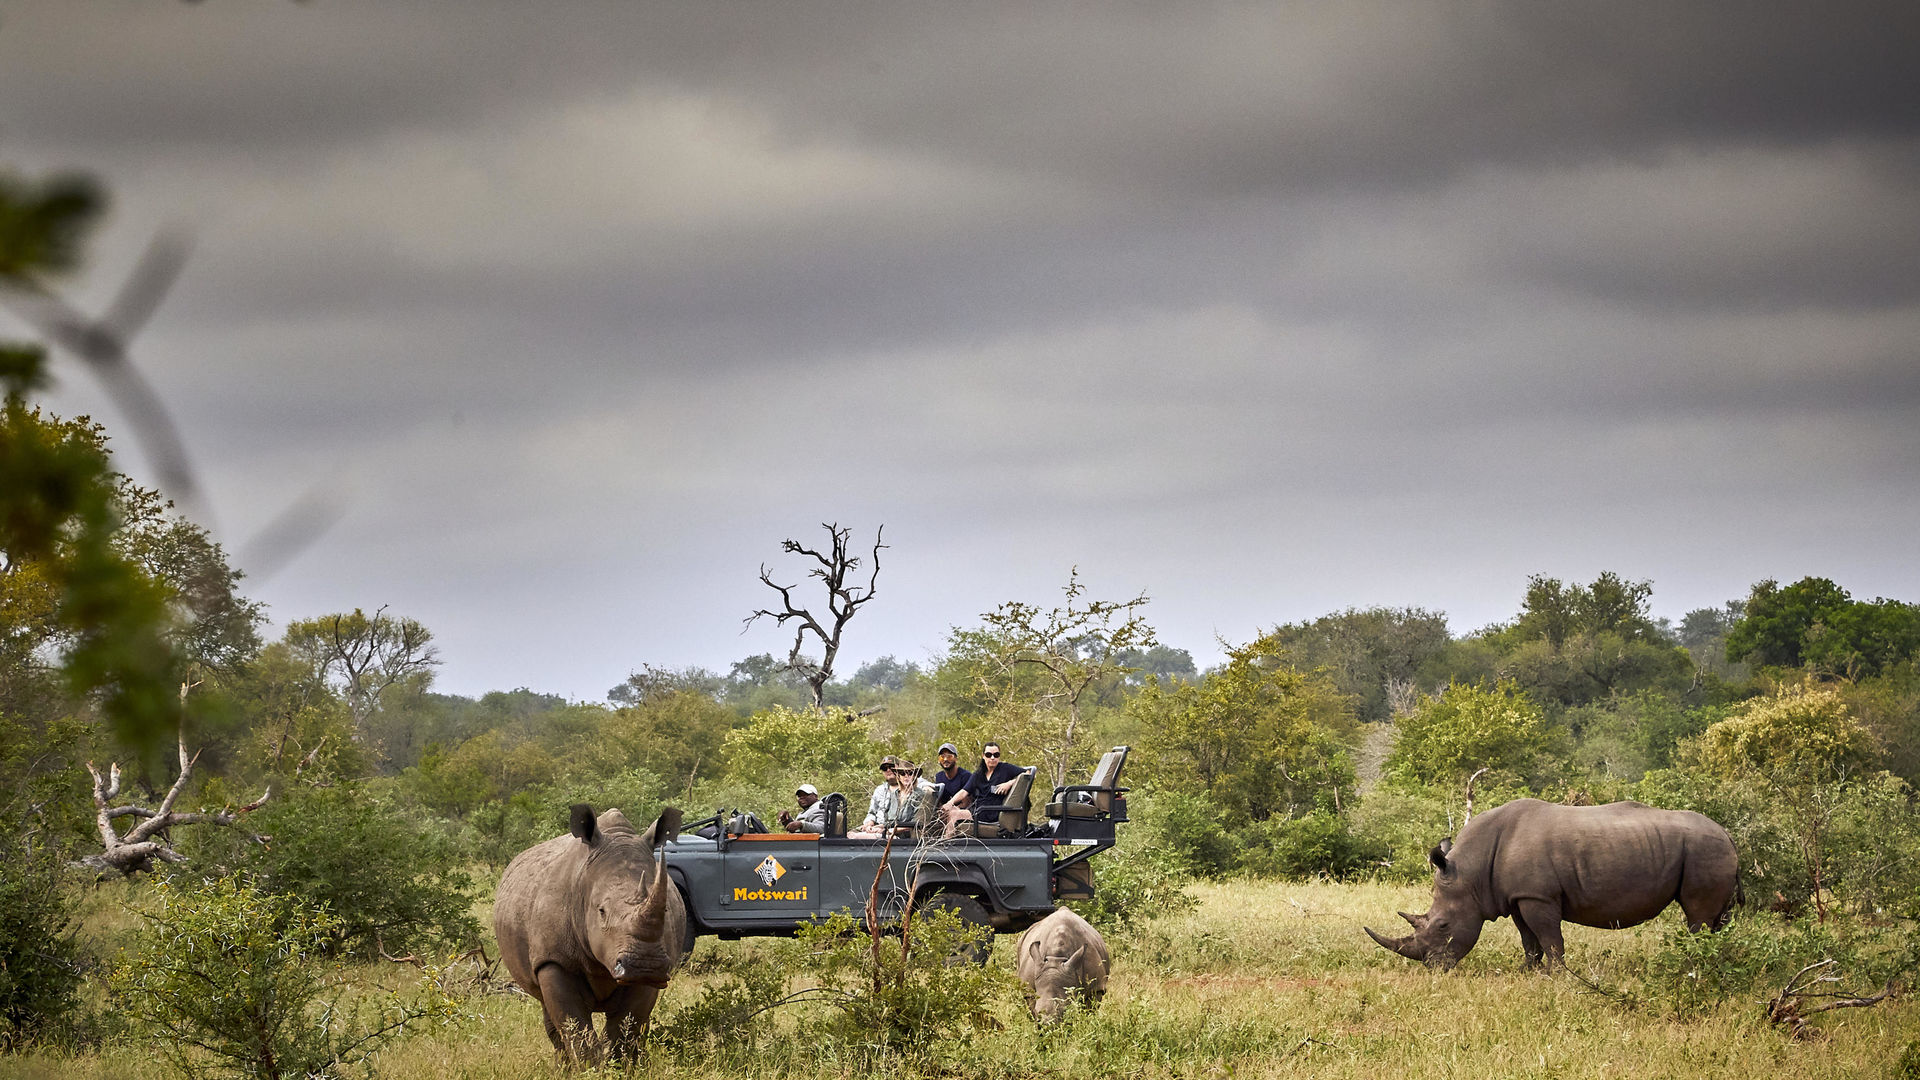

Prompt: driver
[778,783,827,834]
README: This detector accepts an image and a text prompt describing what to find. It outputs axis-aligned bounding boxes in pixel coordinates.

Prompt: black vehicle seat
[1046,746,1129,820]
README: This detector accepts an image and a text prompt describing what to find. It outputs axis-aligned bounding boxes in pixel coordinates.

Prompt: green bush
[1347,787,1457,883]
[1147,791,1239,878]
[1065,812,1196,934]
[1585,914,1918,1021]
[0,838,81,1050]
[183,785,479,957]
[1237,810,1386,880]
[793,906,1020,1057]
[110,877,459,1080]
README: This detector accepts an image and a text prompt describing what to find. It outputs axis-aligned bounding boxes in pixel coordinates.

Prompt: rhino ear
[570,803,598,844]
[1067,945,1085,968]
[1429,839,1454,878]
[642,807,684,851]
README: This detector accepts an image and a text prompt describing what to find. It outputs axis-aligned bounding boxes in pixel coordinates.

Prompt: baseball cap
[878,754,899,771]
[796,783,818,796]
[938,742,958,755]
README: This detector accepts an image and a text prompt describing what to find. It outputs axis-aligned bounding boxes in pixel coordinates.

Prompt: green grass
[9,878,1916,1079]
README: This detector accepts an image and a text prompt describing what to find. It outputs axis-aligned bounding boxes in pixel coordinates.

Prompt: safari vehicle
[663,746,1132,949]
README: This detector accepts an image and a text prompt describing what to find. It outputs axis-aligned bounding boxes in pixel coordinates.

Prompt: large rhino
[1016,907,1111,1021]
[494,804,687,1064]
[1366,799,1739,969]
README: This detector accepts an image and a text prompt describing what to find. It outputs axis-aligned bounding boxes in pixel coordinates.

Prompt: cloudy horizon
[4,1,1916,699]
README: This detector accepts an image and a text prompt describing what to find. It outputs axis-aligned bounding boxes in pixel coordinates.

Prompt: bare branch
[744,523,885,707]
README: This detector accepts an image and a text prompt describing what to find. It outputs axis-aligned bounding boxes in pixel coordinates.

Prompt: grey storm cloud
[2,0,1916,696]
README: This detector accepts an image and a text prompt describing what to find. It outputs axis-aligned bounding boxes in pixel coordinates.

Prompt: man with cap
[778,783,826,834]
[930,742,972,809]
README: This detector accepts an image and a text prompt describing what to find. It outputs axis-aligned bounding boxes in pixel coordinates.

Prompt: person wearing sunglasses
[851,755,901,836]
[940,741,1025,836]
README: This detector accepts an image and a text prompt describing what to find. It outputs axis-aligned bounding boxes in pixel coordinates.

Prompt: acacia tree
[283,607,439,741]
[964,569,1157,790]
[746,523,884,708]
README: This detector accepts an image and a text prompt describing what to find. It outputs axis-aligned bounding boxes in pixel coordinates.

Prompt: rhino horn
[1398,910,1430,931]
[1365,925,1423,960]
[636,848,671,938]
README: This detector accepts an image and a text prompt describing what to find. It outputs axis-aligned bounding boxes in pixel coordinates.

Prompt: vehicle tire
[919,891,993,965]
[677,891,700,964]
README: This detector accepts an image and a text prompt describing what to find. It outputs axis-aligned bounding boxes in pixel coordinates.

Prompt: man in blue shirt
[929,742,972,808]
[940,741,1025,836]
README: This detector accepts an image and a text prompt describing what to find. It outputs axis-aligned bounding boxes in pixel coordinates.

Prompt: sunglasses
[982,752,1000,758]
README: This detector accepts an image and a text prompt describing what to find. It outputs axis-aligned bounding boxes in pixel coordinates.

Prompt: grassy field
[8,878,1916,1079]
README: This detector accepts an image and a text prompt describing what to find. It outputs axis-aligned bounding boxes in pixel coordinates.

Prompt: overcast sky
[4,1,1916,699]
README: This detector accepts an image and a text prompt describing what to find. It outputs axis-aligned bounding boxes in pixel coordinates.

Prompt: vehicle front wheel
[918,891,993,965]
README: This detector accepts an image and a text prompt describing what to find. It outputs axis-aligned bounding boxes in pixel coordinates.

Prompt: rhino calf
[1016,907,1111,1021]
[1367,798,1739,970]
[494,804,687,1064]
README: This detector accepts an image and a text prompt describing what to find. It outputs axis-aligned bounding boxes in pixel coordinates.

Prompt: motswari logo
[754,856,787,886]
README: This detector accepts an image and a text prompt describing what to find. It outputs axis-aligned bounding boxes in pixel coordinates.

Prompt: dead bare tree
[1462,766,1491,826]
[78,683,271,876]
[745,523,884,709]
[1765,959,1895,1039]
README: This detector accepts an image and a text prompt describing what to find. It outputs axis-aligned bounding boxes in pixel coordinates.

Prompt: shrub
[793,906,1020,1057]
[184,785,479,957]
[1237,810,1387,879]
[1065,809,1196,933]
[110,877,459,1080]
[1385,679,1562,791]
[1147,790,1239,878]
[0,838,81,1050]
[1348,788,1451,883]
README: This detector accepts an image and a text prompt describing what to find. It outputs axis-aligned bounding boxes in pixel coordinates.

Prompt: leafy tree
[282,608,439,752]
[1803,597,1920,680]
[0,835,81,1050]
[1385,679,1560,791]
[1687,681,1877,779]
[1263,607,1450,722]
[229,641,364,784]
[721,704,884,793]
[406,730,557,818]
[607,663,725,706]
[848,654,921,693]
[586,690,734,795]
[1132,632,1357,823]
[0,168,198,752]
[1113,644,1198,685]
[1725,577,1852,670]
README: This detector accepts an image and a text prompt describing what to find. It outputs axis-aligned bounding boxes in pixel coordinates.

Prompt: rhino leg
[535,965,604,1064]
[1513,917,1544,967]
[603,984,660,1062]
[1513,899,1565,968]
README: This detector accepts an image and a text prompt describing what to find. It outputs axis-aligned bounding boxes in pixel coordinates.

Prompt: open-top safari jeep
[664,746,1131,950]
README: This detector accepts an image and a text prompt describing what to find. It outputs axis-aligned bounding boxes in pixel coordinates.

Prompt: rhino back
[1476,800,1735,926]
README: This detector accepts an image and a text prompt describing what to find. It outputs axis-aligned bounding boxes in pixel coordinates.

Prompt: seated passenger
[940,740,1025,837]
[851,758,936,838]
[777,783,827,834]
[929,742,972,808]
[850,755,901,837]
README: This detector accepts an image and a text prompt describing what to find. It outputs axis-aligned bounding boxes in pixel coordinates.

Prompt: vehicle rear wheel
[919,892,993,965]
